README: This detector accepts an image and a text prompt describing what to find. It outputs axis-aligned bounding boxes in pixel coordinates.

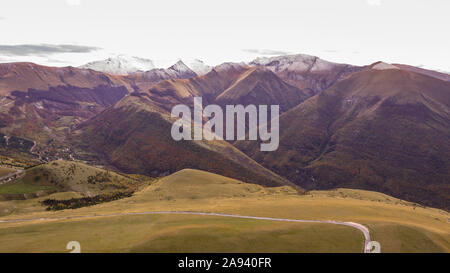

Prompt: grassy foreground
[0,214,363,253]
[0,168,448,253]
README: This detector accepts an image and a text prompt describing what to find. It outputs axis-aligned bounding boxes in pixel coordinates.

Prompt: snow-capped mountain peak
[80,55,156,75]
[169,60,191,73]
[186,59,212,76]
[249,54,342,73]
[80,56,212,76]
[213,62,247,73]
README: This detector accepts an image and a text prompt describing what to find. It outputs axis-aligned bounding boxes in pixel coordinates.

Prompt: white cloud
[0,44,100,56]
[366,0,381,6]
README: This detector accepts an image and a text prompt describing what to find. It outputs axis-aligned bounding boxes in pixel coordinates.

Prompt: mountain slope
[71,94,294,188]
[236,68,450,209]
[0,62,134,160]
[0,160,139,198]
[143,63,308,113]
[215,68,309,111]
[0,62,132,96]
[133,62,250,112]
[0,61,220,161]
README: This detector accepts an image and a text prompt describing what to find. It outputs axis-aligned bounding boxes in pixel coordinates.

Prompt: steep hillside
[0,160,140,198]
[215,68,308,111]
[142,62,249,109]
[71,95,293,188]
[236,68,450,209]
[143,64,308,113]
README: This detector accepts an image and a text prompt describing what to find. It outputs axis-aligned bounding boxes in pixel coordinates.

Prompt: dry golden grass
[0,169,448,252]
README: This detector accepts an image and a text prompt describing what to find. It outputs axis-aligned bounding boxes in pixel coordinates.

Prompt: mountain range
[0,54,448,209]
[80,55,212,76]
[236,64,450,209]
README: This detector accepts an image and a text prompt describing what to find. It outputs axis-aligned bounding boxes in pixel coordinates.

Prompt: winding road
[0,211,372,253]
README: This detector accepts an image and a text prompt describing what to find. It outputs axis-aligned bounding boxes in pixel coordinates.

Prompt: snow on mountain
[213,62,248,73]
[167,60,197,78]
[80,56,212,76]
[249,54,343,73]
[186,59,212,75]
[169,60,193,74]
[128,60,198,90]
[371,62,400,70]
[80,55,156,75]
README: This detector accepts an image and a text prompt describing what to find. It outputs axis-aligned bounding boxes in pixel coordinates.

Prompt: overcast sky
[0,0,448,72]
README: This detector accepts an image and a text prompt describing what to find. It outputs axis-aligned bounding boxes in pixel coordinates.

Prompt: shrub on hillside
[41,191,133,210]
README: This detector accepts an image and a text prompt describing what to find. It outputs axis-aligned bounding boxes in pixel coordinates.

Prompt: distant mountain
[249,54,362,96]
[369,61,450,81]
[392,63,450,82]
[0,60,199,151]
[80,56,212,76]
[167,60,197,77]
[0,62,132,96]
[186,59,213,75]
[236,67,450,209]
[0,62,132,159]
[70,60,302,187]
[126,60,197,91]
[142,62,308,113]
[1,55,449,210]
[128,62,249,111]
[79,55,156,75]
[370,61,400,70]
[215,67,309,112]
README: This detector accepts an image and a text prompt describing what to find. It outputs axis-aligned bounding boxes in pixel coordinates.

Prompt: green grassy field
[0,168,448,253]
[0,180,52,194]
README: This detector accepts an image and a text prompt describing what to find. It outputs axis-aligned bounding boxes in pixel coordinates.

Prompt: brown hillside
[236,69,450,209]
[72,94,294,188]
